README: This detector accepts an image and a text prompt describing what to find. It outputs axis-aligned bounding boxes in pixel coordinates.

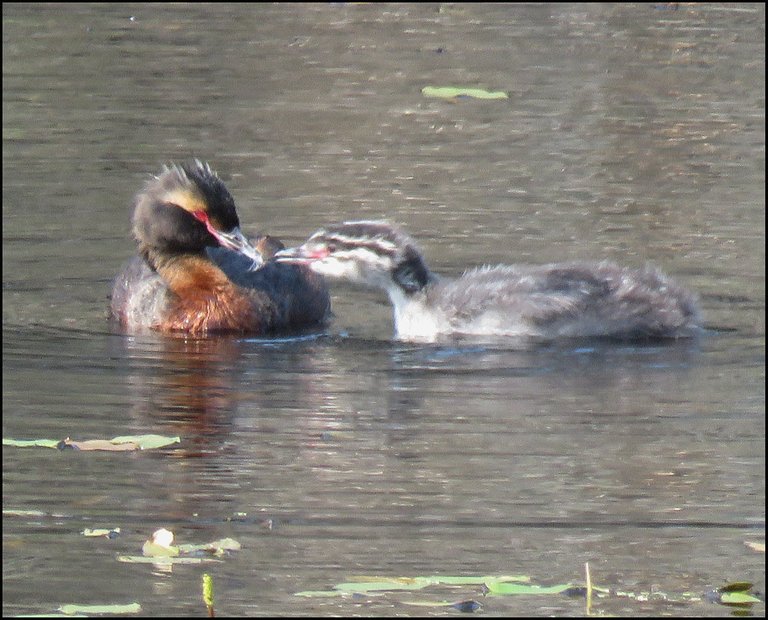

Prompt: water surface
[3,3,764,616]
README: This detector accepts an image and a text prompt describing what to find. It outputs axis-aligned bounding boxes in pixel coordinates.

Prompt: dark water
[3,3,764,617]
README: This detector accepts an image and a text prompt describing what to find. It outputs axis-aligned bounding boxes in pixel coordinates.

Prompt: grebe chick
[275,220,700,343]
[109,161,330,335]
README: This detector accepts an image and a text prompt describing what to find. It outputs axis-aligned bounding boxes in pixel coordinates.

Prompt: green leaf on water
[299,574,536,597]
[342,574,528,588]
[715,582,762,606]
[141,539,180,557]
[82,527,120,538]
[2,434,180,451]
[3,438,61,448]
[719,581,754,593]
[719,591,762,605]
[178,537,241,555]
[421,86,508,99]
[485,581,576,595]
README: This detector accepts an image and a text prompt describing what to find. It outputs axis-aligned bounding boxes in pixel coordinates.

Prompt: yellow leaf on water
[66,439,138,451]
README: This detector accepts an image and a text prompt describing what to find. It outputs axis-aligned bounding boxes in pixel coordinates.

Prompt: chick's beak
[274,245,329,264]
[273,246,306,264]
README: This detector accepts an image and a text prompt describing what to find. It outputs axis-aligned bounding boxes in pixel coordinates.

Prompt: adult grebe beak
[214,226,264,267]
[192,211,263,268]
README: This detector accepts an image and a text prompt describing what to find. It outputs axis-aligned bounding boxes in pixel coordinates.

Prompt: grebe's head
[275,220,432,294]
[132,160,262,267]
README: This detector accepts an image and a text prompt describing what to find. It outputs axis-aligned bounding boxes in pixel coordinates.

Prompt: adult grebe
[109,161,330,335]
[275,220,700,343]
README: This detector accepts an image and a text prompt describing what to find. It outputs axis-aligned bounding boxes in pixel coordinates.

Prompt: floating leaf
[2,434,180,451]
[82,527,120,539]
[117,555,220,565]
[3,509,49,517]
[63,439,137,451]
[300,574,536,598]
[142,540,179,557]
[178,537,242,555]
[719,582,754,593]
[58,602,142,614]
[295,590,347,598]
[421,86,508,100]
[3,438,61,448]
[485,581,575,595]
[110,434,181,450]
[719,591,762,606]
[344,574,528,587]
[140,529,240,560]
[712,582,762,606]
[143,529,178,557]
